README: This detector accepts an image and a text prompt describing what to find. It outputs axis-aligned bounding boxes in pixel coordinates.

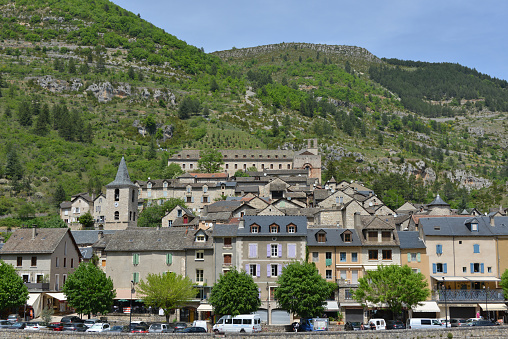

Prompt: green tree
[34,103,50,136]
[0,260,29,312]
[54,184,67,207]
[136,272,197,323]
[18,99,32,126]
[500,269,508,299]
[271,118,279,137]
[68,58,76,74]
[78,212,94,228]
[143,115,157,135]
[209,267,260,317]
[198,149,224,173]
[353,265,430,318]
[17,203,35,220]
[63,262,116,318]
[274,261,334,318]
[210,78,219,92]
[137,198,186,227]
[163,163,184,179]
[5,145,23,180]
[127,66,135,80]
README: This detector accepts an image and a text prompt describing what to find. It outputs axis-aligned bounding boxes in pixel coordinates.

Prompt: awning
[197,304,213,312]
[431,276,469,282]
[467,277,501,282]
[325,301,339,311]
[46,293,67,301]
[412,301,441,313]
[27,293,42,319]
[339,302,363,307]
[478,304,508,311]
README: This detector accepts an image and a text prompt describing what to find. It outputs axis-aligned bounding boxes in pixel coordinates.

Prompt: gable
[258,205,285,216]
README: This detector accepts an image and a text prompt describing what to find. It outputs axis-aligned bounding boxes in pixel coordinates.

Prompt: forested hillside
[0,0,508,230]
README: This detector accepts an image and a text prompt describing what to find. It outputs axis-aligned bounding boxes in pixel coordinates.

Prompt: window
[114,189,119,201]
[177,209,182,217]
[147,182,152,189]
[326,270,332,280]
[196,235,205,242]
[203,196,208,203]
[163,182,168,188]
[368,231,378,241]
[248,244,258,258]
[473,244,480,253]
[471,223,478,231]
[312,252,319,262]
[224,237,232,247]
[196,250,204,260]
[186,196,192,203]
[55,257,59,267]
[166,253,173,265]
[271,264,279,277]
[270,244,279,257]
[133,272,140,283]
[114,211,119,220]
[168,220,173,227]
[31,257,37,267]
[340,252,346,262]
[17,257,22,267]
[433,263,447,274]
[463,266,467,273]
[22,274,29,283]
[187,186,191,193]
[436,244,443,254]
[317,233,326,243]
[340,270,347,280]
[196,269,204,282]
[203,186,208,193]
[249,264,258,277]
[382,250,392,260]
[488,266,492,273]
[74,207,80,213]
[250,225,259,233]
[269,224,279,233]
[71,258,74,268]
[287,225,296,233]
[102,259,106,267]
[351,252,358,262]
[381,231,391,241]
[223,254,232,266]
[410,253,417,262]
[132,253,140,266]
[368,250,378,260]
[326,252,333,266]
[344,232,351,242]
[63,274,67,285]
[471,263,484,273]
[55,274,59,291]
[63,258,67,268]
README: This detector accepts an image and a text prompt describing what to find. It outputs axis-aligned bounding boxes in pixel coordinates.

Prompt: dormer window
[270,224,280,233]
[147,182,152,189]
[163,182,168,188]
[203,186,208,193]
[343,232,352,243]
[287,224,296,233]
[177,209,182,217]
[250,225,260,233]
[471,223,478,231]
[187,186,191,193]
[317,233,326,243]
[196,234,205,242]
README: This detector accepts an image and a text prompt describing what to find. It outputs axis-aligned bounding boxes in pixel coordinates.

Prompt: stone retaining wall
[2,327,508,339]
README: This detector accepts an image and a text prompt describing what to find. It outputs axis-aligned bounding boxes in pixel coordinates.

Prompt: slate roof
[235,185,259,193]
[307,228,362,247]
[239,215,307,236]
[398,231,426,249]
[419,216,494,236]
[313,189,330,201]
[270,183,287,191]
[205,200,243,213]
[0,228,72,254]
[60,201,72,208]
[212,224,238,237]
[92,234,114,249]
[106,157,136,188]
[79,247,93,260]
[428,194,450,207]
[361,216,396,230]
[200,212,233,222]
[105,228,213,252]
[71,230,117,246]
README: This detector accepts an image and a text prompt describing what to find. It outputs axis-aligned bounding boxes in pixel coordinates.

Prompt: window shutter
[443,263,447,274]
[470,263,474,273]
[417,253,421,263]
[267,244,271,257]
[267,265,271,277]
[436,244,442,254]
[287,244,296,258]
[418,268,421,273]
[407,253,411,263]
[278,264,282,276]
[201,197,203,203]
[432,263,437,274]
[245,264,250,273]
[278,244,282,257]
[166,253,172,265]
[480,263,484,273]
[133,253,139,265]
[473,244,479,253]
[256,264,261,277]
[191,197,194,203]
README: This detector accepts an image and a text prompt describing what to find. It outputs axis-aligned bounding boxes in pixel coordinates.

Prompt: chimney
[98,231,104,241]
[32,225,37,240]
[239,219,245,229]
[354,212,361,228]
[490,215,495,227]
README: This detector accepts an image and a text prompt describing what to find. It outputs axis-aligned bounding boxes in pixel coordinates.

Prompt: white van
[212,314,262,333]
[192,320,208,332]
[407,318,443,329]
[368,318,386,330]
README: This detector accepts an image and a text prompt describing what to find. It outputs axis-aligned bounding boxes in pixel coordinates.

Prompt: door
[450,307,475,319]
[345,308,363,322]
[271,309,290,325]
[257,309,268,324]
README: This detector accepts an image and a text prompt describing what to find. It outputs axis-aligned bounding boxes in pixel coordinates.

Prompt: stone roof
[105,228,213,252]
[200,212,233,222]
[71,230,117,246]
[205,200,243,213]
[105,157,136,188]
[0,228,73,254]
[71,193,94,203]
[92,233,114,249]
[235,185,259,193]
[398,231,426,249]
[239,215,307,236]
[189,172,228,179]
[313,189,330,201]
[170,149,294,160]
[60,201,72,208]
[361,216,396,230]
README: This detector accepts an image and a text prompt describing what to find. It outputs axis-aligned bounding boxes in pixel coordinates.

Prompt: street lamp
[130,280,135,330]
[441,278,448,328]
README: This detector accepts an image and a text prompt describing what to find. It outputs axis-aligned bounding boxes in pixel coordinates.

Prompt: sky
[112,0,508,81]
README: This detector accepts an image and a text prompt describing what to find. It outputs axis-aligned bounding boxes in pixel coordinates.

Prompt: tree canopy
[198,149,224,173]
[353,265,430,317]
[274,261,335,318]
[0,260,29,311]
[78,212,94,228]
[209,267,260,317]
[136,272,197,323]
[137,198,186,227]
[500,269,508,299]
[63,262,116,318]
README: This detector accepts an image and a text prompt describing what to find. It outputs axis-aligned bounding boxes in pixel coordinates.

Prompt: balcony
[336,278,359,288]
[433,289,504,302]
[25,282,50,291]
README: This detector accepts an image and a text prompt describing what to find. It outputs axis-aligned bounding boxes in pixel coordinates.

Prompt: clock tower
[104,157,138,229]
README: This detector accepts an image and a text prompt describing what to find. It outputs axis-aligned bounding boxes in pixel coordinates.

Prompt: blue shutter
[191,197,194,203]
[256,264,261,277]
[473,244,479,253]
[436,244,442,254]
[201,197,203,203]
[407,253,411,263]
[443,263,447,274]
[417,253,421,263]
[433,263,437,274]
[278,264,282,276]
[480,263,484,273]
[470,263,474,273]
[245,264,250,273]
[278,244,282,258]
[166,253,172,265]
[267,265,271,277]
[267,244,271,257]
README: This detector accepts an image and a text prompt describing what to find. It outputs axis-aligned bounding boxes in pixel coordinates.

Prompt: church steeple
[106,157,136,188]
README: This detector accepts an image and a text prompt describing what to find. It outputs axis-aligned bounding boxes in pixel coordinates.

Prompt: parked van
[192,320,208,332]
[299,318,329,331]
[407,318,443,329]
[212,314,262,333]
[368,318,386,330]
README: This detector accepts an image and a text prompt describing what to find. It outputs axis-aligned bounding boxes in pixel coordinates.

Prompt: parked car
[172,322,188,332]
[109,325,126,332]
[7,314,22,323]
[407,318,443,329]
[450,318,469,327]
[438,318,452,327]
[25,321,48,330]
[86,322,111,332]
[0,320,12,329]
[60,316,83,323]
[62,322,88,332]
[367,318,386,330]
[192,320,208,332]
[178,326,207,333]
[8,322,26,330]
[48,322,64,331]
[386,320,405,330]
[131,326,149,333]
[470,320,497,327]
[84,319,100,328]
[127,321,149,332]
[149,323,170,333]
[344,322,365,331]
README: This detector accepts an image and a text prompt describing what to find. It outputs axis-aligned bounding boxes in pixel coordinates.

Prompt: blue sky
[112,0,508,81]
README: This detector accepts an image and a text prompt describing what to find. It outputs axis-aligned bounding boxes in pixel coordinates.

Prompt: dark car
[128,322,149,332]
[7,314,22,323]
[471,320,497,327]
[345,321,365,331]
[62,322,88,332]
[172,322,188,332]
[0,320,12,329]
[60,316,83,323]
[450,318,469,327]
[48,322,64,331]
[178,326,207,333]
[8,322,26,330]
[386,320,405,330]
[110,325,127,332]
[131,326,149,333]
